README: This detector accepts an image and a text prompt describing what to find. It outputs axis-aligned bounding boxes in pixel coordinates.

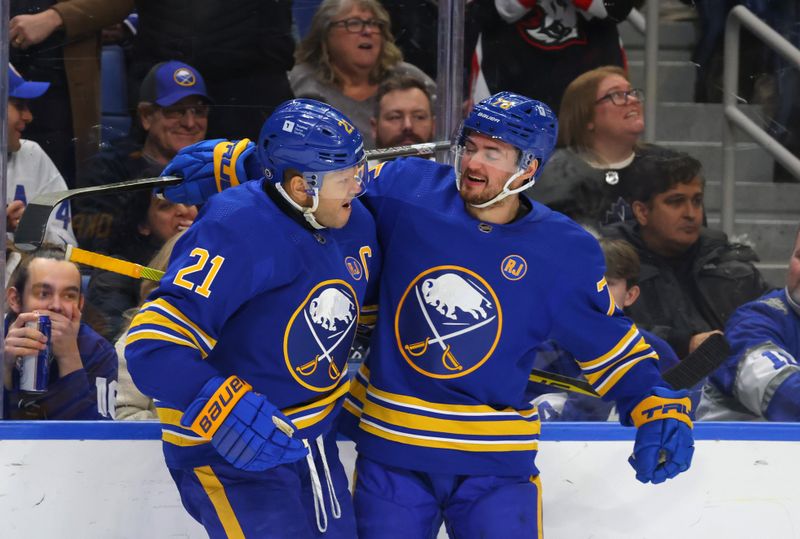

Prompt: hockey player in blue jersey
[158,92,695,538]
[124,99,379,538]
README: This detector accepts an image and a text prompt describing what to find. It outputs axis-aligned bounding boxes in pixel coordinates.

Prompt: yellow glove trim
[187,375,253,438]
[631,394,693,429]
[213,138,252,193]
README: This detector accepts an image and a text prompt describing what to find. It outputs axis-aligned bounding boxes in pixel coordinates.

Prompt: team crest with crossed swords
[395,266,502,379]
[284,281,359,391]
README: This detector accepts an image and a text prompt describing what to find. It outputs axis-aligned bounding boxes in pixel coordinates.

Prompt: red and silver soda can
[19,314,52,393]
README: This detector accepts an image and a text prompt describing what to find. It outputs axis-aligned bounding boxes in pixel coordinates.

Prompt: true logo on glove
[189,375,252,437]
[631,393,693,429]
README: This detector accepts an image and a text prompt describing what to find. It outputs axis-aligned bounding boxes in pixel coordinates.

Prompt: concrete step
[659,141,775,182]
[619,20,697,50]
[626,48,693,62]
[655,103,768,142]
[706,212,797,263]
[629,60,697,102]
[704,181,800,213]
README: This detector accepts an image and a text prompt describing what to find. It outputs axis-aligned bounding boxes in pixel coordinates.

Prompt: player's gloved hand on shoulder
[628,387,694,484]
[159,139,260,205]
[181,375,307,471]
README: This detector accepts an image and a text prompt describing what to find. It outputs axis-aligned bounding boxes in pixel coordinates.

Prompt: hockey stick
[528,333,730,397]
[66,245,165,281]
[13,141,453,251]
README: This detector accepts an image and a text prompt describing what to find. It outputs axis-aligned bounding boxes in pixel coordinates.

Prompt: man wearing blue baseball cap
[72,61,207,338]
[136,60,213,165]
[6,65,77,274]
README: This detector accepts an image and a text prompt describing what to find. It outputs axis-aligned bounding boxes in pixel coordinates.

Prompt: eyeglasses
[160,102,210,120]
[595,88,644,106]
[330,17,384,33]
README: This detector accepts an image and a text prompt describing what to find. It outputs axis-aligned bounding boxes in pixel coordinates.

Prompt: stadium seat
[100,45,131,143]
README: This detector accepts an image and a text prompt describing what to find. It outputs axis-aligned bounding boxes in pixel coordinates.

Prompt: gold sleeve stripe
[578,326,640,369]
[591,352,659,395]
[358,314,377,325]
[348,375,368,406]
[359,418,538,453]
[343,398,363,418]
[126,329,200,355]
[157,407,186,427]
[582,337,652,382]
[363,400,540,437]
[282,381,351,416]
[141,298,217,349]
[162,430,210,447]
[130,310,208,355]
[368,385,529,417]
[291,401,338,430]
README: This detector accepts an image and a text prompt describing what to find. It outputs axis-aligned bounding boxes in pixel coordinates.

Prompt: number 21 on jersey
[173,248,226,298]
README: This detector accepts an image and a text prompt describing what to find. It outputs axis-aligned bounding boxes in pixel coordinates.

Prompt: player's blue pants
[168,432,356,538]
[353,455,542,539]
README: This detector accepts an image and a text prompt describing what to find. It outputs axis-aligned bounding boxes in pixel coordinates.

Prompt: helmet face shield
[305,157,368,202]
[454,129,526,180]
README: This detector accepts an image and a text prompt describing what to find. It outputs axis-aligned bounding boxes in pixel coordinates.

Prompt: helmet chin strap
[274,183,326,230]
[464,169,536,209]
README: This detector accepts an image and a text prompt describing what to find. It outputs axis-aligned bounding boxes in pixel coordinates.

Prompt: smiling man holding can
[2,245,118,420]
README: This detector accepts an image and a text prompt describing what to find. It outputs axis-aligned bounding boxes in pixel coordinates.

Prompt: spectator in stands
[115,231,184,420]
[529,238,681,421]
[9,0,133,186]
[290,0,436,149]
[603,151,769,359]
[467,0,633,112]
[6,65,77,284]
[2,246,117,420]
[128,0,293,141]
[73,60,208,253]
[530,66,674,232]
[86,189,196,342]
[371,74,435,149]
[699,223,800,421]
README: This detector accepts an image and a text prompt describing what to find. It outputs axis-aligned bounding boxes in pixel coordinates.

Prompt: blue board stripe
[3,421,800,441]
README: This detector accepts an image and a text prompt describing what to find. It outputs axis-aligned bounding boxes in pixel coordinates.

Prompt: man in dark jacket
[604,151,769,358]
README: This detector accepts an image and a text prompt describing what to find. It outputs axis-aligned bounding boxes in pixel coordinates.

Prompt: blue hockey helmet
[257,99,367,229]
[455,92,558,207]
[257,98,366,187]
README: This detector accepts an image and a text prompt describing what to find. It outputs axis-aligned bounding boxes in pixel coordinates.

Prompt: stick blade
[662,333,731,390]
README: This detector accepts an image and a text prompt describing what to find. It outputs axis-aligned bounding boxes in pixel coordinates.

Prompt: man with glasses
[73,60,211,253]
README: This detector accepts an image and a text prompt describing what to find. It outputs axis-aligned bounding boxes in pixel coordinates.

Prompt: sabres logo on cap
[395,266,502,379]
[173,68,196,87]
[285,280,358,391]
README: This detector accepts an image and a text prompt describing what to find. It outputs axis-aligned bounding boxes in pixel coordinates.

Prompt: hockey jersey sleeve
[547,232,666,423]
[124,201,281,410]
[709,292,800,420]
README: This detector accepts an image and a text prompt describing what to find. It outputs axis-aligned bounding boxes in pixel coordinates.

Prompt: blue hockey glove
[159,139,259,205]
[628,387,694,484]
[181,375,307,471]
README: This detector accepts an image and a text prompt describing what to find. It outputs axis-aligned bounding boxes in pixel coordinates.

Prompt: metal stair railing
[722,5,800,236]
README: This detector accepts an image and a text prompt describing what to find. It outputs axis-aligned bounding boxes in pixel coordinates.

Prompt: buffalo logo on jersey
[284,281,359,391]
[173,67,197,87]
[395,266,502,379]
[345,256,363,280]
